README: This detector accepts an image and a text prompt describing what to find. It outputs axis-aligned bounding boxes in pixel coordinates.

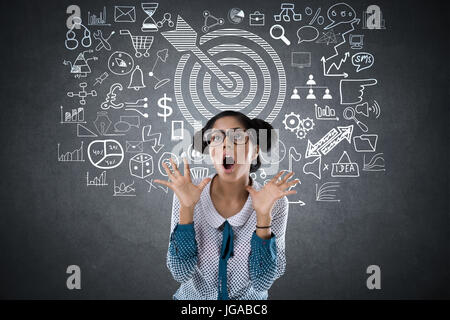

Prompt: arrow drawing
[161,15,234,89]
[321,52,349,78]
[321,18,360,78]
[142,125,164,154]
[305,125,353,158]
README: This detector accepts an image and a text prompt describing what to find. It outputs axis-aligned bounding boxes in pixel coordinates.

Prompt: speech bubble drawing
[351,52,374,72]
[324,2,357,30]
[297,26,319,44]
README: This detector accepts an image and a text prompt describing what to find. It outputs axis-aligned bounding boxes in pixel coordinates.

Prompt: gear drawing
[301,117,315,131]
[283,112,302,132]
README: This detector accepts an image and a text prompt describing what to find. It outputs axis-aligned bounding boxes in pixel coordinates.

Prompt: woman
[155,111,299,300]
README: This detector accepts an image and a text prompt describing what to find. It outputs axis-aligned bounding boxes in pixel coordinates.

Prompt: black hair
[193,110,277,173]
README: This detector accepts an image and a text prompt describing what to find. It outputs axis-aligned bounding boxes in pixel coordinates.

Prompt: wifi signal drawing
[355,100,381,119]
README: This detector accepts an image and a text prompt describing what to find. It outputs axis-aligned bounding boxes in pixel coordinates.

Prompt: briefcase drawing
[249,11,265,26]
[114,6,136,23]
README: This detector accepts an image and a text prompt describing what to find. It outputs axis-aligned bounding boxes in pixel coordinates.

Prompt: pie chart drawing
[88,139,124,169]
[228,8,245,24]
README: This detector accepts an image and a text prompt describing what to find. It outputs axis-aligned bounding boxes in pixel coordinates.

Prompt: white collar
[202,173,261,229]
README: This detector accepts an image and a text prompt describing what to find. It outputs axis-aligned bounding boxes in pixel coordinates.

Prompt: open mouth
[222,154,235,172]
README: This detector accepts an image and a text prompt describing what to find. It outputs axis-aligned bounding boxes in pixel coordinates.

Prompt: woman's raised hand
[246,170,299,217]
[154,157,211,209]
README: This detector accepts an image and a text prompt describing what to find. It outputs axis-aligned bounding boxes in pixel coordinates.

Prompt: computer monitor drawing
[350,35,364,49]
[291,52,311,68]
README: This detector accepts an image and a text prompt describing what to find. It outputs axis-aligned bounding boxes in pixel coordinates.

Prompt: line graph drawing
[363,153,386,172]
[57,141,85,162]
[316,182,341,202]
[86,171,108,186]
[113,180,136,197]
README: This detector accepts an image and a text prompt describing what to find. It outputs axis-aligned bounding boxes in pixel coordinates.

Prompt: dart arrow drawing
[305,125,353,158]
[161,15,234,89]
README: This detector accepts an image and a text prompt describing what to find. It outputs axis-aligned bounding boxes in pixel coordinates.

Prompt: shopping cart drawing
[120,30,154,58]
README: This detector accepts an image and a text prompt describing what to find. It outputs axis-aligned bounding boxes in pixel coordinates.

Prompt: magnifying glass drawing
[270,24,291,46]
[343,107,368,132]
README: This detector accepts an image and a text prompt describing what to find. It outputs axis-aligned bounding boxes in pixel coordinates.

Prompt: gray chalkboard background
[0,0,448,299]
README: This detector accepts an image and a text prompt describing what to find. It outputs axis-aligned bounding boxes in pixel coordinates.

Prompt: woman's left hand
[246,170,300,218]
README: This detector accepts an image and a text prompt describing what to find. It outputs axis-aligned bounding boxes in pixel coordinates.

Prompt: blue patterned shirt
[167,173,288,300]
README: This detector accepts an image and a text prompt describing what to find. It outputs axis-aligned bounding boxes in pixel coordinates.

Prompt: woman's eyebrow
[212,127,243,130]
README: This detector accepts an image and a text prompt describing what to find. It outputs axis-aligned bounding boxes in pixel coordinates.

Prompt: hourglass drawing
[141,3,159,32]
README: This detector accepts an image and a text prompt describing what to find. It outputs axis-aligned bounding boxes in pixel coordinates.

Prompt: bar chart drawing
[57,141,85,162]
[88,7,111,26]
[60,106,86,124]
[315,104,339,121]
[86,171,108,186]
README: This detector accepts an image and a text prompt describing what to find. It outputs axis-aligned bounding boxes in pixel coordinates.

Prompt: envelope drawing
[126,141,143,153]
[353,134,378,152]
[114,6,136,23]
[249,11,265,26]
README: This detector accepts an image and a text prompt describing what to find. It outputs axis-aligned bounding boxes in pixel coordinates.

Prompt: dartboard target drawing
[162,16,286,130]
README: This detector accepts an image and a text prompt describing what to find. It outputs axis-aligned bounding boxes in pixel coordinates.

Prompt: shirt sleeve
[166,192,198,283]
[249,196,288,291]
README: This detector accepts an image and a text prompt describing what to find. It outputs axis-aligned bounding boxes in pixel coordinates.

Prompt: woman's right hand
[154,157,211,210]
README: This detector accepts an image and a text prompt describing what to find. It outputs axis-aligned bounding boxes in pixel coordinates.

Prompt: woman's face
[207,116,258,182]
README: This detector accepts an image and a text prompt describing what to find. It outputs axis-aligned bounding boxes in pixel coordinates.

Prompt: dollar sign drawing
[66,5,81,30]
[157,94,173,123]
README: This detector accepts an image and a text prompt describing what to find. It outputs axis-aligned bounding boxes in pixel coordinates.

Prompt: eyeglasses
[204,129,249,146]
